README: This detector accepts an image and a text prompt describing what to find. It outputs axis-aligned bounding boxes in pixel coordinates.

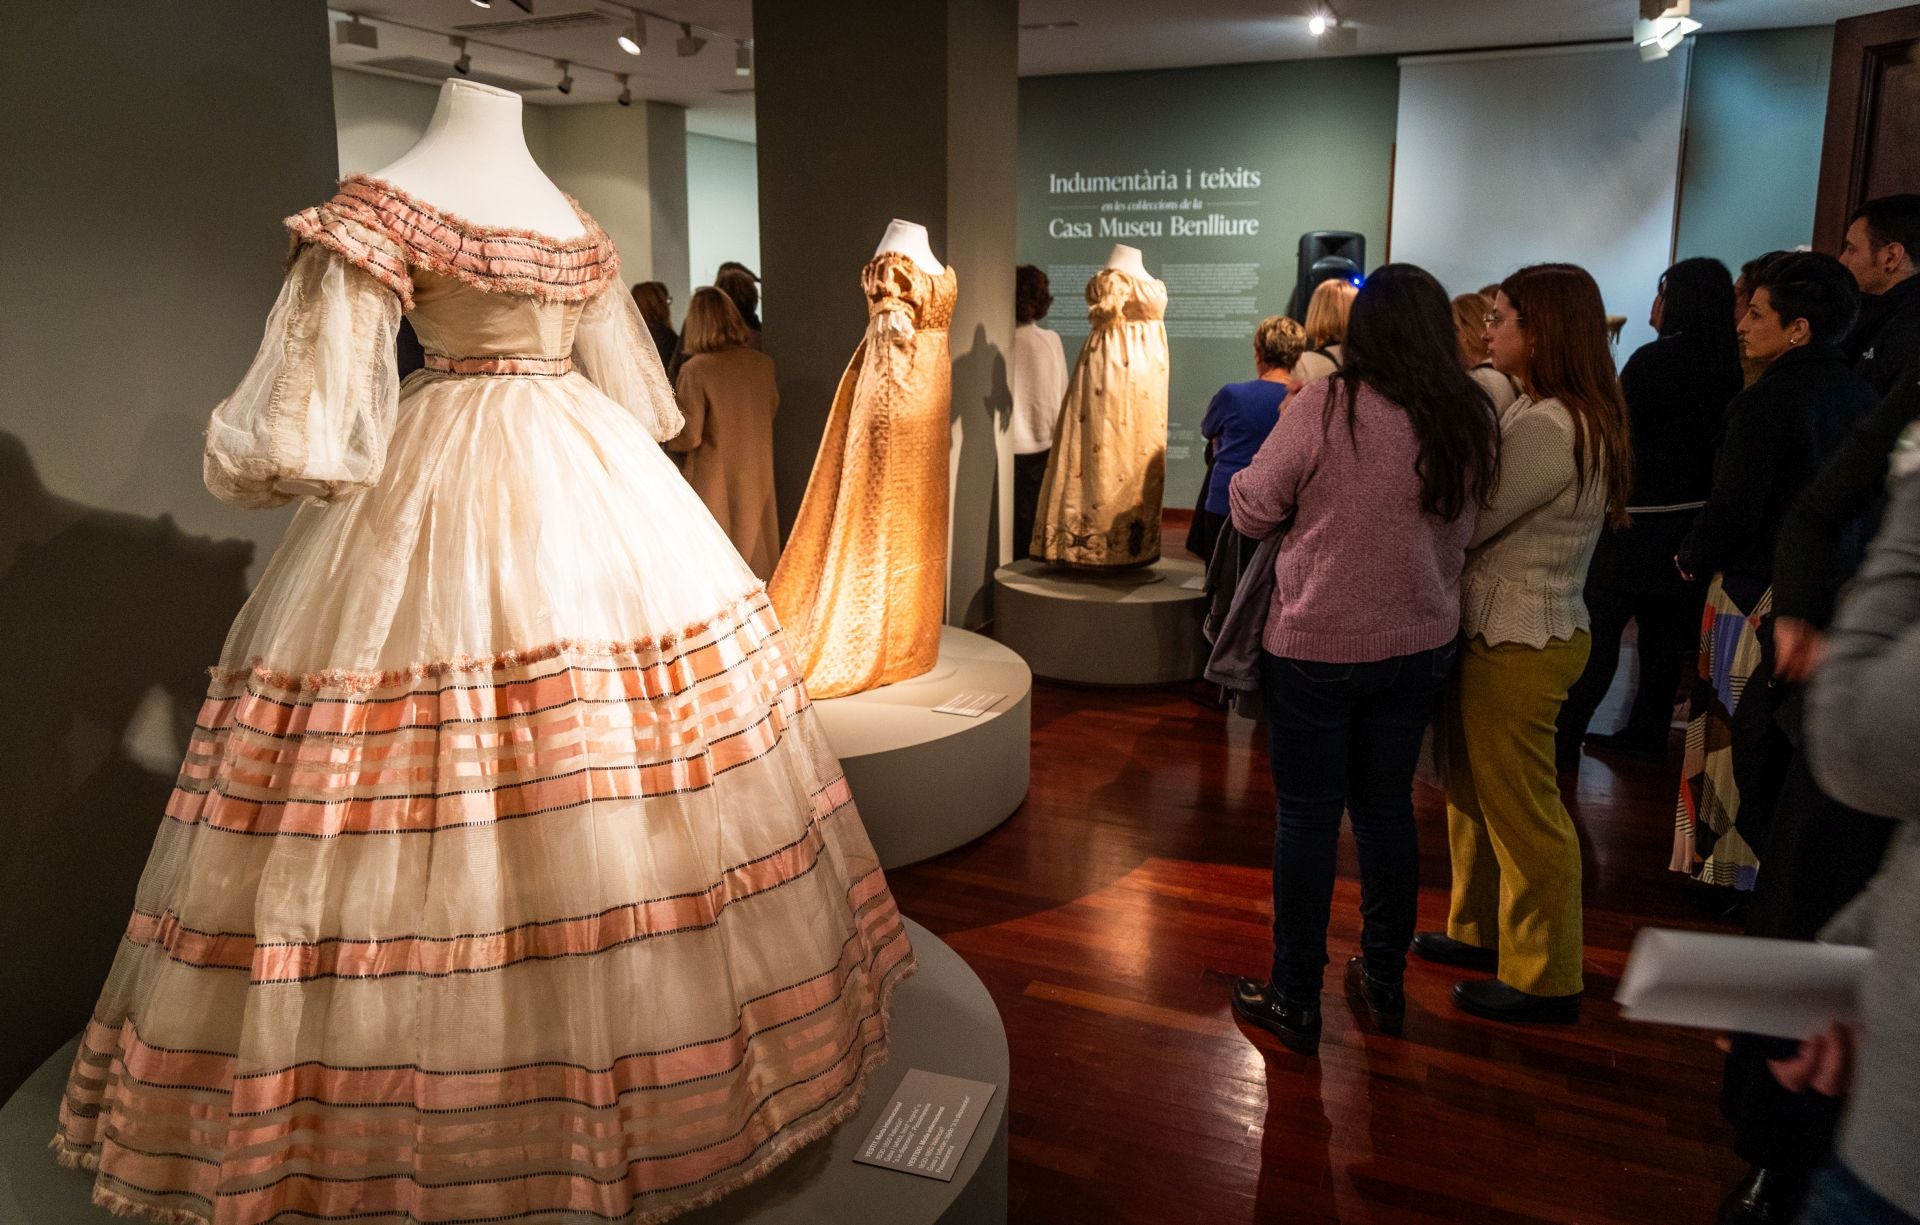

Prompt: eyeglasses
[1483,312,1523,327]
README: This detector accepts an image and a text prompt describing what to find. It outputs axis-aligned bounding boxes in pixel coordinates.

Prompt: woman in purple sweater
[1227,264,1501,1055]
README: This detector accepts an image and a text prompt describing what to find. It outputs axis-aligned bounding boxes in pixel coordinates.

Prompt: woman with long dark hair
[1557,258,1743,765]
[1226,264,1498,1056]
[1419,263,1631,1025]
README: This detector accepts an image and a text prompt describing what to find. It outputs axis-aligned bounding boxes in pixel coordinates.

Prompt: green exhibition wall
[1018,57,1399,506]
[1674,26,1832,274]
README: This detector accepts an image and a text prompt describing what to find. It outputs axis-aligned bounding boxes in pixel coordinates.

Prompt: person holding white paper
[1790,403,1920,1225]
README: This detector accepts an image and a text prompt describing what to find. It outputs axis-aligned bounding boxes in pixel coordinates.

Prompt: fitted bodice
[863,252,958,332]
[409,269,582,367]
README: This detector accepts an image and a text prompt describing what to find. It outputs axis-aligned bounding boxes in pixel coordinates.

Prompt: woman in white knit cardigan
[1417,264,1634,1024]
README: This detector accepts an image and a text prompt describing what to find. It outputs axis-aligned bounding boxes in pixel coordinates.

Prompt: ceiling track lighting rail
[332,8,739,94]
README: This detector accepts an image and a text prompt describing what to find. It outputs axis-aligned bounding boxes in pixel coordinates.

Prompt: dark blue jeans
[1260,644,1455,1004]
[1798,1163,1918,1225]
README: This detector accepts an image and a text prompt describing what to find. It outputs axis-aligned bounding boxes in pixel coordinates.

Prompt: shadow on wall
[952,324,1011,628]
[0,432,254,1101]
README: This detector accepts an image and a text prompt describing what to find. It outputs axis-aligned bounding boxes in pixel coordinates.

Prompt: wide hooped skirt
[51,369,915,1224]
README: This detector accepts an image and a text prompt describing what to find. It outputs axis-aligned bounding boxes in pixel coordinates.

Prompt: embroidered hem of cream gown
[1031,267,1170,569]
[768,252,957,699]
[49,175,913,1225]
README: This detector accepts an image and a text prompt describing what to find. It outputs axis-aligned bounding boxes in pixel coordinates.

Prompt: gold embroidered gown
[1031,268,1170,568]
[50,176,914,1225]
[768,253,957,699]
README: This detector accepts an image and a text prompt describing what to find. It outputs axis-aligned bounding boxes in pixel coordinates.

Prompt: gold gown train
[769,252,957,699]
[1031,267,1170,569]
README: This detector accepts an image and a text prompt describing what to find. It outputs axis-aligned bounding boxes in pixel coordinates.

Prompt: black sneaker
[1343,957,1405,1036]
[1230,977,1321,1056]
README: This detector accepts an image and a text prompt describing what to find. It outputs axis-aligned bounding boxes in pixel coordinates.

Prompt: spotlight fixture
[1634,0,1700,61]
[555,60,574,95]
[617,17,645,55]
[676,23,708,58]
[1311,14,1356,53]
[735,40,752,77]
[617,74,633,107]
[450,36,472,75]
[469,0,491,7]
[333,14,378,50]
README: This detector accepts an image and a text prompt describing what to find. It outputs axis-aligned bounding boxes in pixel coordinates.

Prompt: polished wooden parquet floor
[887,668,1745,1224]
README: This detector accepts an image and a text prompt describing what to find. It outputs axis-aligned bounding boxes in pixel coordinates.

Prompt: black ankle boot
[1230,977,1321,1056]
[1715,1166,1810,1225]
[1343,957,1405,1036]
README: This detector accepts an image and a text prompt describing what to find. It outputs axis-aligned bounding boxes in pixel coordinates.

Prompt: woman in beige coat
[670,288,781,577]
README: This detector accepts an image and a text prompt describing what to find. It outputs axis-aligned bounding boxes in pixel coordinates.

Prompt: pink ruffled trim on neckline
[284,175,620,308]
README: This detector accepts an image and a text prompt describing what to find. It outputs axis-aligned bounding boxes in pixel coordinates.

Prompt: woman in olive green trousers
[1419,264,1633,1024]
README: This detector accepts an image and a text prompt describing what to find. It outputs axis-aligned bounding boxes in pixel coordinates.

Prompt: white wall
[687,133,761,304]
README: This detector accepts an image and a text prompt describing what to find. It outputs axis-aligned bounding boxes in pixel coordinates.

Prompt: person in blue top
[1191,316,1307,561]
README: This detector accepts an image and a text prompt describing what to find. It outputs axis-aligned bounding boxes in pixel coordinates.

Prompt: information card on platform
[853,1070,997,1182]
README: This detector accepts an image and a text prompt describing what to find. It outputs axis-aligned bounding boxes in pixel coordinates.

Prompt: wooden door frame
[1813,4,1920,251]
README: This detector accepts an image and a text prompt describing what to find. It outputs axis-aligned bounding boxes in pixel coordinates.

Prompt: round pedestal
[0,921,1009,1225]
[812,628,1031,870]
[993,556,1207,685]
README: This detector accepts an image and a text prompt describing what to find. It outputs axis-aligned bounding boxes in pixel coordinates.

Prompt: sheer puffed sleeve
[573,282,685,443]
[204,243,403,509]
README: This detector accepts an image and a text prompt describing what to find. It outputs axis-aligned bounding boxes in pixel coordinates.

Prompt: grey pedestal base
[1,921,1007,1225]
[993,557,1207,685]
[812,628,1031,869]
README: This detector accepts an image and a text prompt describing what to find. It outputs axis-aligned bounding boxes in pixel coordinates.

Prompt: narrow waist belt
[423,353,573,376]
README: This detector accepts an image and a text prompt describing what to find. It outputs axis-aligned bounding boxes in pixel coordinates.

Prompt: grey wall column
[0,0,339,1100]
[645,101,691,307]
[752,0,1018,629]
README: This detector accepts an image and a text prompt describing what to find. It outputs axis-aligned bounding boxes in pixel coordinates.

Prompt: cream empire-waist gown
[50,176,915,1225]
[767,253,956,699]
[1030,268,1170,568]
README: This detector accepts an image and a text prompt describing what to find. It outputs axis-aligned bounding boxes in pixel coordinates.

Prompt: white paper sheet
[1615,928,1874,1039]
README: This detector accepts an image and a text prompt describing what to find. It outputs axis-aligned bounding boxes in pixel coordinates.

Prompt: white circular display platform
[812,628,1031,870]
[0,920,1009,1225]
[993,556,1207,685]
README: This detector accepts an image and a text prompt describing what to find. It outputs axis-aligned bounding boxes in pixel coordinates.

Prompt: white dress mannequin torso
[373,80,584,239]
[1104,243,1150,279]
[874,220,944,275]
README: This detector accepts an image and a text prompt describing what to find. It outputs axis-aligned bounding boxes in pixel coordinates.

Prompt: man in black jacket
[1838,194,1920,396]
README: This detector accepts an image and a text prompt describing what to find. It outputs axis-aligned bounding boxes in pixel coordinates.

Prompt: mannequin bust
[372,80,584,239]
[874,220,945,275]
[1105,244,1150,279]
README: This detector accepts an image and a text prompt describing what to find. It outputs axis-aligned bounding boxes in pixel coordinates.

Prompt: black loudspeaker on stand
[1286,231,1365,320]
